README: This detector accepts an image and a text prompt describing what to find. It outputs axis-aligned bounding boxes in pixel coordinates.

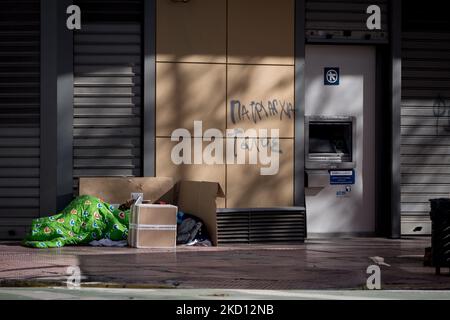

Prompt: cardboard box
[79,177,175,206]
[79,177,225,246]
[128,198,178,249]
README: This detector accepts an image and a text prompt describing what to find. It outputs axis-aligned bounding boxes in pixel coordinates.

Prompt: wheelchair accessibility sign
[324,67,340,85]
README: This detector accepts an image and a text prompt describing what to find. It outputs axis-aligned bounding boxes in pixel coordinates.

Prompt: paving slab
[1,237,449,290]
[0,288,450,300]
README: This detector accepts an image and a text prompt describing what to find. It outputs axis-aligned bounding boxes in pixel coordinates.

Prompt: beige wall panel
[156,0,226,63]
[156,63,226,137]
[228,0,294,65]
[227,64,295,138]
[226,139,294,208]
[156,138,226,208]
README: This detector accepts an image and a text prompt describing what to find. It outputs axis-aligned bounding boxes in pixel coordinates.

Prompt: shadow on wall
[156,0,294,64]
[154,0,296,208]
[155,61,295,208]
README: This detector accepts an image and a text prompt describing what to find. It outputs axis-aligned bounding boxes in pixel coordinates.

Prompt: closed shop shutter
[73,0,144,194]
[401,6,450,235]
[0,0,40,239]
[305,0,388,43]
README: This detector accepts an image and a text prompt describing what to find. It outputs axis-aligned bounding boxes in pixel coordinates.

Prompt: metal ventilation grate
[217,208,306,245]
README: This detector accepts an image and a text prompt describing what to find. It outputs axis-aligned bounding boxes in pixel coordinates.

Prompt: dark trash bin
[429,198,450,275]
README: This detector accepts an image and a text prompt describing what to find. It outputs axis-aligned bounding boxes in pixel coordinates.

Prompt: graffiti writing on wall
[230,99,295,125]
[227,129,282,155]
[239,137,282,154]
[432,95,450,135]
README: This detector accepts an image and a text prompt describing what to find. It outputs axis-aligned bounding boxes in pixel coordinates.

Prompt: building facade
[0,0,449,240]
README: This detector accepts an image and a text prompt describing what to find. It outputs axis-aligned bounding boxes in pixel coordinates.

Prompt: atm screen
[309,122,352,156]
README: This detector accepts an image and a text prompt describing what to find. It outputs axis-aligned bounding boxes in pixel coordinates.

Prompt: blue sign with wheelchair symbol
[324,67,340,86]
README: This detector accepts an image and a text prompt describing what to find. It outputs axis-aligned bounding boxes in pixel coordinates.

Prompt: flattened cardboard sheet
[79,177,175,205]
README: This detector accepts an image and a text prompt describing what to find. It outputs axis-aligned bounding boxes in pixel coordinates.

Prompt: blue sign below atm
[330,170,355,185]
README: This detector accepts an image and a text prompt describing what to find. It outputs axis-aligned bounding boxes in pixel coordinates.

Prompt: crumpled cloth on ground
[176,211,212,246]
[89,239,128,247]
[177,218,202,244]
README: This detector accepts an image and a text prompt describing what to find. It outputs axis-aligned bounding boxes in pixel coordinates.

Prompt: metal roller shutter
[0,0,40,239]
[401,5,450,235]
[305,0,388,43]
[73,0,144,194]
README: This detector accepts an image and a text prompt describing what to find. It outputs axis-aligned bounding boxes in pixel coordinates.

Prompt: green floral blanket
[23,195,130,248]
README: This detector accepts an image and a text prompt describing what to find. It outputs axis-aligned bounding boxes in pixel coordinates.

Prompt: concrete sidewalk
[1,287,450,300]
[0,237,449,290]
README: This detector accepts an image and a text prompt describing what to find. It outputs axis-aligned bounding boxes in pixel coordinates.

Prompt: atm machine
[305,45,376,236]
[305,115,356,196]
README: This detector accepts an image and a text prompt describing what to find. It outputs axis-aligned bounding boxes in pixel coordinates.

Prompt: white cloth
[186,239,212,247]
